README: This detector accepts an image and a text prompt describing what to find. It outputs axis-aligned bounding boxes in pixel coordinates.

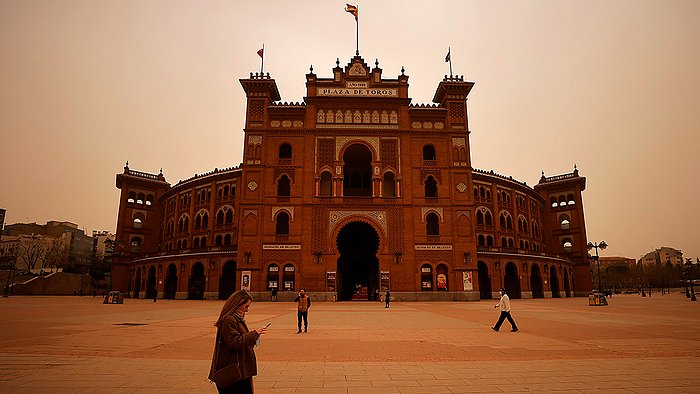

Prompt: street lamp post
[587,240,607,292]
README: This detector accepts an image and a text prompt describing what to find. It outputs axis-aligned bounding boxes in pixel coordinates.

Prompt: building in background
[639,247,684,266]
[113,54,593,301]
[2,221,93,272]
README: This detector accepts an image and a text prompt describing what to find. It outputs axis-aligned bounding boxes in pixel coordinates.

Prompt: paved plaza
[0,293,698,393]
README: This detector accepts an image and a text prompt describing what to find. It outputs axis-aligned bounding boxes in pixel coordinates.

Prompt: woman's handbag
[211,333,242,387]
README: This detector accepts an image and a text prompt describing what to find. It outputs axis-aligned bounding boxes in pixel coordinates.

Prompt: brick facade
[112,55,592,301]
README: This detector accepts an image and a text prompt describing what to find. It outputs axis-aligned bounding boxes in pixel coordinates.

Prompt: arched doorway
[219,260,237,300]
[188,262,206,300]
[478,261,492,299]
[336,221,379,301]
[563,270,571,297]
[146,265,157,299]
[133,268,142,298]
[550,267,560,298]
[164,264,177,299]
[530,264,544,298]
[342,144,373,196]
[504,262,521,299]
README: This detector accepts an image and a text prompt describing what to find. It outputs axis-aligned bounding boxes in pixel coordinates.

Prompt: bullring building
[112,54,592,301]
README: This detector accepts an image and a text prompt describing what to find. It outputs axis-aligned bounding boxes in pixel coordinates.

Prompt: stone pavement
[0,293,698,393]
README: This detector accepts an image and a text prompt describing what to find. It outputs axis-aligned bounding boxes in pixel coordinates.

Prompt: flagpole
[260,43,265,74]
[448,47,453,76]
[356,12,359,55]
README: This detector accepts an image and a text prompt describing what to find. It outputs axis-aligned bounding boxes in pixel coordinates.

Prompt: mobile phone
[265,323,271,328]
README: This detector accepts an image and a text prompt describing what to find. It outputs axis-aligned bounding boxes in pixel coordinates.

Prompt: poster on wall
[326,271,336,292]
[463,271,473,291]
[380,271,390,291]
[437,274,447,290]
[241,271,251,291]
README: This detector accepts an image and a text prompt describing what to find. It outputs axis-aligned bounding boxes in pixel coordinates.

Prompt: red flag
[257,48,264,58]
[345,4,358,21]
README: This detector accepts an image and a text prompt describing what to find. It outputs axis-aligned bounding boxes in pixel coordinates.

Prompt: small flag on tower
[445,48,451,62]
[257,48,264,58]
[345,4,358,21]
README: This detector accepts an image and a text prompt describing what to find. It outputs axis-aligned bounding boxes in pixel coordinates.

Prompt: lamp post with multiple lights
[587,240,608,292]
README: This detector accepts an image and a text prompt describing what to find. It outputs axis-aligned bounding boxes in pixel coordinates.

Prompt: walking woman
[209,290,268,393]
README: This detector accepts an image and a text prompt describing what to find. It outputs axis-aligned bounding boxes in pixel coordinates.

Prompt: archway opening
[342,144,372,196]
[563,271,571,297]
[504,262,521,299]
[164,264,177,299]
[478,261,492,299]
[188,262,206,300]
[550,267,560,298]
[219,260,237,300]
[133,268,142,298]
[336,221,379,301]
[146,266,157,299]
[531,265,544,298]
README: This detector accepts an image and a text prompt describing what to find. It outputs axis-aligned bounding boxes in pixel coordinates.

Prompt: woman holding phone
[209,290,269,393]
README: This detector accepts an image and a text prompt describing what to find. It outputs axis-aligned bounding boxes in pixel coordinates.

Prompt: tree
[16,234,48,271]
[45,239,68,272]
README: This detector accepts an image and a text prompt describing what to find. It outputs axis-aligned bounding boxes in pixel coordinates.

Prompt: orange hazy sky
[1,0,699,260]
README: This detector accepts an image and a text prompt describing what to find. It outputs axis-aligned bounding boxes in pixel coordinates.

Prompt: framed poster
[241,271,251,291]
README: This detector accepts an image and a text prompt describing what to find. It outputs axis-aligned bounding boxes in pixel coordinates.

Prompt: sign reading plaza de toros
[317,86,398,97]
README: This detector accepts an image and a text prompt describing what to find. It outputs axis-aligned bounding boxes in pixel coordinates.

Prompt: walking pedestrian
[153,290,158,303]
[294,288,311,334]
[385,288,391,308]
[491,288,518,332]
[271,287,277,302]
[209,289,269,393]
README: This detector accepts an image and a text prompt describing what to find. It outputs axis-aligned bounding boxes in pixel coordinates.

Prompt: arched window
[133,218,143,229]
[473,188,479,198]
[562,239,573,253]
[146,194,153,206]
[201,236,206,247]
[131,237,142,252]
[225,209,233,224]
[550,197,558,208]
[215,235,222,246]
[319,171,332,197]
[426,213,439,236]
[478,234,485,246]
[193,238,200,248]
[224,234,232,245]
[422,145,436,160]
[277,175,291,197]
[501,237,508,247]
[425,176,438,198]
[137,193,145,204]
[383,172,396,197]
[127,192,136,203]
[276,212,290,235]
[476,211,484,225]
[567,194,575,205]
[487,235,494,246]
[279,143,292,159]
[561,218,570,230]
[485,211,493,226]
[216,211,224,225]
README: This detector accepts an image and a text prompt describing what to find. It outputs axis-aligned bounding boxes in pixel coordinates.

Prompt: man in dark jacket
[294,288,311,334]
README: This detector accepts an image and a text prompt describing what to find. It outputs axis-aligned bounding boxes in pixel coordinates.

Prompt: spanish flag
[345,4,358,21]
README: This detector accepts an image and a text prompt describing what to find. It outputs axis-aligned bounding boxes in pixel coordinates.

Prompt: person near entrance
[384,288,391,308]
[209,290,269,393]
[492,288,518,332]
[294,288,311,334]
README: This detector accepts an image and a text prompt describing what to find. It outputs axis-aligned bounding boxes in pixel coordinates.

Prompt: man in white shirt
[492,288,519,332]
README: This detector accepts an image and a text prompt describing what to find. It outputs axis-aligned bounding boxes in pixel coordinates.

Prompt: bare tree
[45,239,68,272]
[16,235,48,271]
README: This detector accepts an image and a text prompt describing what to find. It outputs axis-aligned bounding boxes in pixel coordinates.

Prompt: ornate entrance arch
[336,221,380,301]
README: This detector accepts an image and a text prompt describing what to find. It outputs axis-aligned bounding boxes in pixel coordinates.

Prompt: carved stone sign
[317,87,398,97]
[263,244,302,250]
[414,244,453,250]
